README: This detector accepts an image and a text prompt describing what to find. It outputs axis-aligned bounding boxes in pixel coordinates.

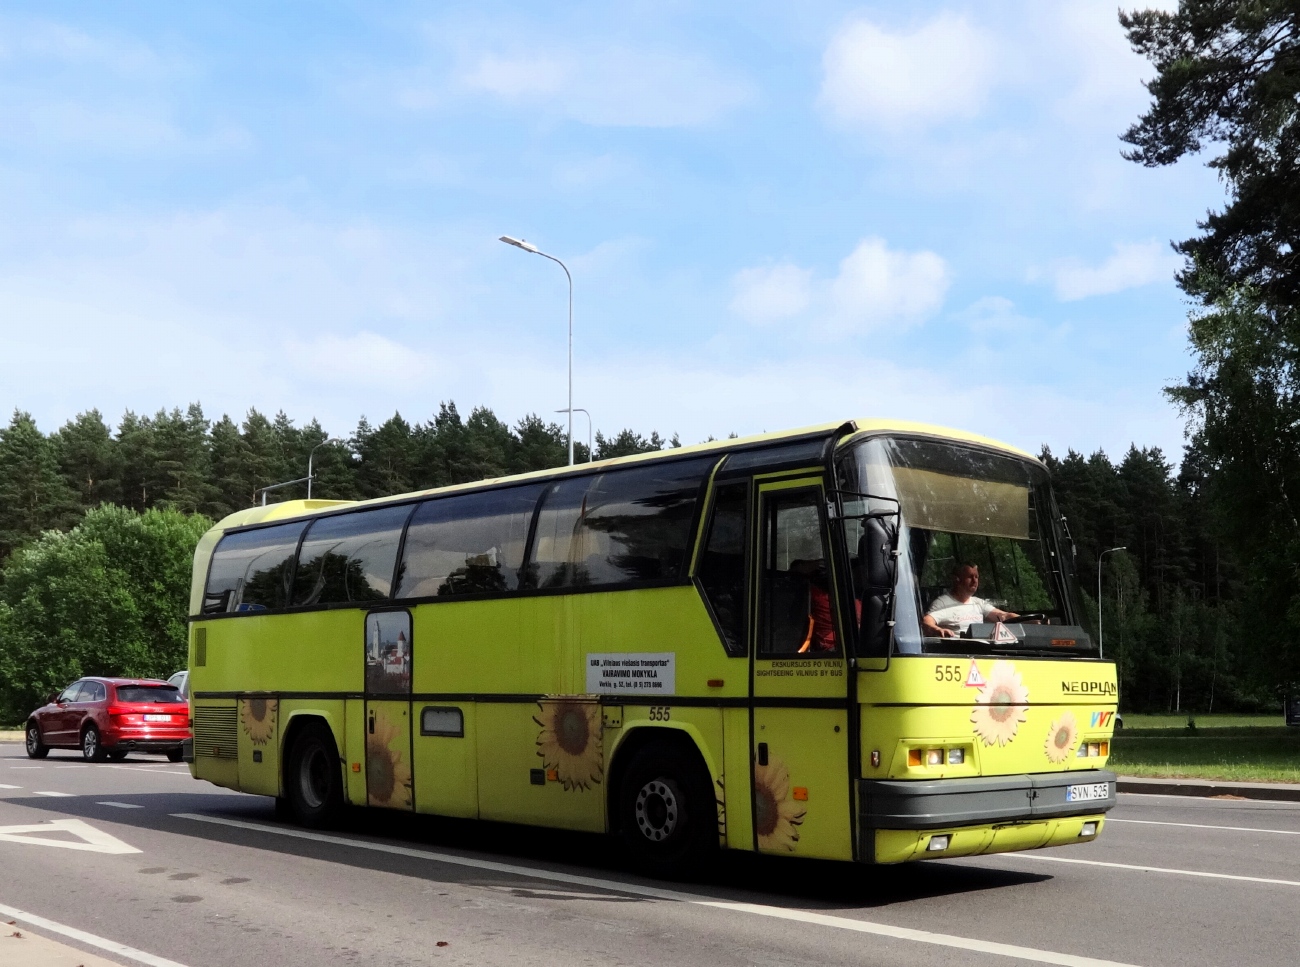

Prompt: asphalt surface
[0,743,1297,967]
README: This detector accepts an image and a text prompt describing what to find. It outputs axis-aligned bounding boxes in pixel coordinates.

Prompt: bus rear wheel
[284,722,344,828]
[617,744,716,878]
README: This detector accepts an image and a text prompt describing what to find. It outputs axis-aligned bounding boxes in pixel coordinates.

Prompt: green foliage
[0,505,210,723]
[1121,1,1300,307]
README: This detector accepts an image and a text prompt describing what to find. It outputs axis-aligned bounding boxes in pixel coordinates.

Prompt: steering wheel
[1005,612,1047,623]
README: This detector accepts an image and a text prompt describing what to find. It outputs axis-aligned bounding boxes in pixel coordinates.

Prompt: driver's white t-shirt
[926,593,998,634]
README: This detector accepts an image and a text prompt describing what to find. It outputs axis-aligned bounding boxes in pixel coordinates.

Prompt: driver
[923,563,1018,638]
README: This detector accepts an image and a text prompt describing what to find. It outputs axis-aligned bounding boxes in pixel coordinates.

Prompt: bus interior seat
[765,570,811,653]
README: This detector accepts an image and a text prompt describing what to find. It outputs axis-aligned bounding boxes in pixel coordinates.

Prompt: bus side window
[530,457,713,590]
[204,522,307,614]
[395,485,544,599]
[759,489,835,656]
[293,504,411,606]
[697,482,749,656]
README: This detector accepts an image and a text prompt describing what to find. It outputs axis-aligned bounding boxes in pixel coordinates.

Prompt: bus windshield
[837,436,1091,657]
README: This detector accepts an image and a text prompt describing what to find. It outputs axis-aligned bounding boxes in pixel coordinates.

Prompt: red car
[25,677,191,762]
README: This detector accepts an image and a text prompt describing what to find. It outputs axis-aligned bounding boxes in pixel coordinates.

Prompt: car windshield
[115,685,185,704]
[836,436,1091,657]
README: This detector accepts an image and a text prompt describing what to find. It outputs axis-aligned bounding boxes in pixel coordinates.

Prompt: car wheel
[81,725,106,762]
[25,722,49,760]
[166,748,184,763]
[284,722,344,828]
[108,750,128,761]
[617,743,716,878]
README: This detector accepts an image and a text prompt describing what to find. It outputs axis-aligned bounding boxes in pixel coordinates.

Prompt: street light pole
[556,408,592,462]
[1097,546,1126,659]
[500,235,574,465]
[307,438,344,499]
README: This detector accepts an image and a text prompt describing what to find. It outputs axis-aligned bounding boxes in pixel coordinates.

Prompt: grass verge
[1110,727,1300,783]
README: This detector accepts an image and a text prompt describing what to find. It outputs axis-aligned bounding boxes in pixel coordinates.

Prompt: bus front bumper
[858,770,1117,864]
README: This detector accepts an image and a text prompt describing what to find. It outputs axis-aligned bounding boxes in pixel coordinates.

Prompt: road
[0,743,1297,967]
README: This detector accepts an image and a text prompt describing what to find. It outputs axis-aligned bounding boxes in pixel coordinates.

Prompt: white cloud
[729,263,813,323]
[730,238,949,334]
[283,332,436,388]
[1051,240,1181,301]
[455,46,752,127]
[832,238,948,325]
[820,14,996,129]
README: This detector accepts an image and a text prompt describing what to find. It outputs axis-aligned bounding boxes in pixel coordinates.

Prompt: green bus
[186,418,1117,874]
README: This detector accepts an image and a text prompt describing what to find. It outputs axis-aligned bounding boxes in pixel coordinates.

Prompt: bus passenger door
[751,478,852,860]
[363,610,414,811]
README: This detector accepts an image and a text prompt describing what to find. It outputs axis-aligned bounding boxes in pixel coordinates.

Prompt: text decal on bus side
[586,653,676,695]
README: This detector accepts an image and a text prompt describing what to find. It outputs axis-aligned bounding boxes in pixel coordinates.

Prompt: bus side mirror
[858,515,898,658]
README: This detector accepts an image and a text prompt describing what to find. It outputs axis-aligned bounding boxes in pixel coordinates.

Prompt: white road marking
[174,812,1142,967]
[1119,792,1298,807]
[33,791,74,797]
[1109,818,1300,836]
[0,784,20,789]
[98,802,143,809]
[0,818,140,854]
[8,766,42,770]
[998,852,1300,887]
[0,901,188,967]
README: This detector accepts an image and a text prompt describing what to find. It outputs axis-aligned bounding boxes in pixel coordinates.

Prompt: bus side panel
[237,695,280,796]
[413,701,478,818]
[722,706,753,849]
[476,700,605,831]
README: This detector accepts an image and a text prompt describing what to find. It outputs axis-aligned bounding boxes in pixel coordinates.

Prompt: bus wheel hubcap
[634,779,679,842]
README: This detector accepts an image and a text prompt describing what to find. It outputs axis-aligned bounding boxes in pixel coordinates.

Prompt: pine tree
[0,411,77,558]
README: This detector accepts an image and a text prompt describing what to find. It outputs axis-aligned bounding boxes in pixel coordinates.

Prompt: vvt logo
[1091,711,1114,727]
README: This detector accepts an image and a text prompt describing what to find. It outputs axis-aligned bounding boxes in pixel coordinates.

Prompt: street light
[1097,546,1126,659]
[307,438,345,499]
[500,235,574,465]
[556,408,592,462]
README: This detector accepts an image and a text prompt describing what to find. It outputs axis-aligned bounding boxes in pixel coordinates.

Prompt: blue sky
[0,1,1218,461]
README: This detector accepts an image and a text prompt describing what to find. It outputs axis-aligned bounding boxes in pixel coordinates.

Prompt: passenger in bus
[788,559,859,653]
[922,563,1018,637]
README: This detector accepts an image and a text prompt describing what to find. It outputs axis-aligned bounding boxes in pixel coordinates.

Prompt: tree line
[0,400,1284,717]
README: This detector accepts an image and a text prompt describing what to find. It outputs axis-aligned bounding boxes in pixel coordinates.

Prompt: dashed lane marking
[0,818,140,853]
[98,802,144,809]
[174,812,1144,967]
[0,901,188,967]
[33,791,74,797]
[0,784,20,789]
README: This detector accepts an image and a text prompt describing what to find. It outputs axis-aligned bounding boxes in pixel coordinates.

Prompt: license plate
[144,714,171,722]
[1066,782,1110,802]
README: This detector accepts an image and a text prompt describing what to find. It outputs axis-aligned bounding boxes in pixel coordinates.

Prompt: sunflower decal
[1044,711,1079,763]
[534,698,603,791]
[970,660,1030,747]
[367,709,412,809]
[240,697,277,747]
[753,756,805,852]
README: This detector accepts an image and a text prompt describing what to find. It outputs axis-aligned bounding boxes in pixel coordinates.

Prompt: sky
[0,1,1220,462]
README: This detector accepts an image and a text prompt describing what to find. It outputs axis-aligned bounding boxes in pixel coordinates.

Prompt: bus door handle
[368,710,375,735]
[757,742,768,766]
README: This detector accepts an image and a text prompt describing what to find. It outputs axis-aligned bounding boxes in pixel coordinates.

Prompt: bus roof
[205,417,1036,535]
[187,418,1037,615]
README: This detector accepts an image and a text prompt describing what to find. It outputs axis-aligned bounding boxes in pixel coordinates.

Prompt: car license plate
[144,714,171,722]
[1066,782,1110,802]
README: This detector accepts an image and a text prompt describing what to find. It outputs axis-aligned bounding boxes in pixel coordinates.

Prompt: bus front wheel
[284,722,345,828]
[617,743,716,878]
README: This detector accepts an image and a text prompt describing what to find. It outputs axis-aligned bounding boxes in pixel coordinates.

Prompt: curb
[0,731,23,743]
[1118,776,1300,802]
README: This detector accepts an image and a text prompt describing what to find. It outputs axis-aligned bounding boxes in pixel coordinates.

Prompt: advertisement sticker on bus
[586,653,676,695]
